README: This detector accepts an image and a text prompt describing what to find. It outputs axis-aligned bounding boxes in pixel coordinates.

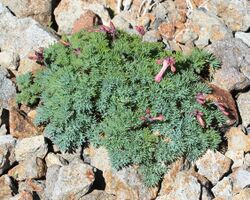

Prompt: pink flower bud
[135,26,145,36]
[192,110,206,128]
[196,93,206,105]
[151,114,165,121]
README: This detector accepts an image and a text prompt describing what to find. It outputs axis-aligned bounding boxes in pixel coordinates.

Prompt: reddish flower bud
[151,114,165,121]
[28,47,44,65]
[100,21,116,39]
[60,40,71,47]
[192,110,206,128]
[196,93,206,105]
[135,25,145,36]
[215,102,230,116]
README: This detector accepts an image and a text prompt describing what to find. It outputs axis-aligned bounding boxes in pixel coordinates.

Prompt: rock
[60,146,82,162]
[156,171,201,200]
[207,38,250,91]
[187,9,232,48]
[0,3,58,59]
[45,152,68,168]
[79,190,115,200]
[9,107,42,139]
[142,30,162,43]
[45,165,61,200]
[159,159,184,195]
[72,10,102,34]
[0,124,7,136]
[212,177,233,199]
[0,135,16,175]
[237,92,250,128]
[15,135,48,161]
[243,153,250,171]
[175,28,198,44]
[19,179,45,200]
[225,150,244,169]
[235,32,250,47]
[8,157,46,181]
[0,0,53,26]
[54,0,111,34]
[0,51,19,70]
[225,127,250,153]
[0,68,16,109]
[112,11,137,34]
[17,59,45,76]
[201,0,250,31]
[51,158,95,200]
[196,150,232,185]
[201,186,213,200]
[84,146,158,200]
[0,175,17,199]
[232,188,250,200]
[9,190,33,200]
[158,22,176,40]
[231,168,250,194]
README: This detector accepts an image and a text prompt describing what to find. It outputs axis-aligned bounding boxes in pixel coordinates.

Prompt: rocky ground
[0,0,250,199]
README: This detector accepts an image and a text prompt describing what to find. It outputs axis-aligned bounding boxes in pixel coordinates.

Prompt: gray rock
[243,153,250,171]
[237,92,250,128]
[51,158,95,200]
[0,51,20,70]
[0,135,16,175]
[112,11,137,35]
[0,175,17,199]
[143,30,162,43]
[19,179,45,200]
[80,190,115,200]
[196,150,232,185]
[0,0,53,26]
[14,135,48,161]
[156,172,201,200]
[8,157,46,181]
[212,177,233,200]
[235,32,250,47]
[231,168,250,194]
[188,9,232,48]
[207,38,250,91]
[0,68,16,109]
[54,0,111,34]
[45,165,61,200]
[45,152,68,168]
[0,3,57,59]
[0,124,7,136]
[201,186,213,200]
[201,0,250,32]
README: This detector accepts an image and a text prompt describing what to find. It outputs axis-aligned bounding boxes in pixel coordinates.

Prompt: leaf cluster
[16,30,225,186]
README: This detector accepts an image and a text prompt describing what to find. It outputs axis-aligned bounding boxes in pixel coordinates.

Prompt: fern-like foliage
[16,30,225,186]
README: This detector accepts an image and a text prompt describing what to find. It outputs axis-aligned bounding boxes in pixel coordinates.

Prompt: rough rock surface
[80,190,116,200]
[51,158,95,200]
[156,172,201,200]
[237,92,250,128]
[0,51,19,70]
[200,0,250,31]
[45,152,68,167]
[232,188,250,200]
[45,165,61,200]
[231,168,250,194]
[0,135,16,175]
[18,179,45,200]
[0,68,16,109]
[8,157,46,181]
[212,177,233,199]
[196,150,232,185]
[0,0,53,26]
[54,0,111,34]
[0,3,57,59]
[0,175,17,199]
[14,135,48,161]
[84,146,158,200]
[187,9,232,48]
[235,32,250,47]
[9,107,42,138]
[207,38,250,91]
